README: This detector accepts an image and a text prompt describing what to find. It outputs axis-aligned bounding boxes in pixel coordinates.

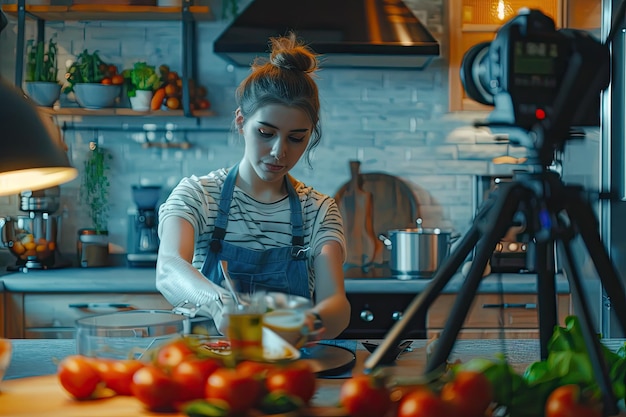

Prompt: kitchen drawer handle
[482,303,537,309]
[68,303,137,312]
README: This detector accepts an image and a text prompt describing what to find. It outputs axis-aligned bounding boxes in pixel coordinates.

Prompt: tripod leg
[559,235,619,416]
[425,183,533,373]
[363,218,481,372]
[364,183,504,372]
[535,239,558,359]
[566,186,626,335]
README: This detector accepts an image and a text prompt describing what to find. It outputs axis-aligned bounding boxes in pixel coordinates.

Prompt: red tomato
[131,364,178,411]
[91,358,144,396]
[397,388,453,417]
[545,384,602,417]
[154,339,194,371]
[206,367,261,415]
[339,373,392,417]
[440,370,493,417]
[57,355,101,400]
[236,360,276,379]
[100,77,112,85]
[266,361,317,404]
[171,356,222,402]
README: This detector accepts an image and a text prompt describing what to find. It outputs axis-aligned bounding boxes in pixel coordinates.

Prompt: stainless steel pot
[380,219,456,275]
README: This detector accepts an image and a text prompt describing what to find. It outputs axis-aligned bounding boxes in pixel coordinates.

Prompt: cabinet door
[427,293,571,339]
[7,293,174,339]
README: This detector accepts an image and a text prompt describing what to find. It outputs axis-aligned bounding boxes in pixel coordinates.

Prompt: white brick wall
[0,1,600,263]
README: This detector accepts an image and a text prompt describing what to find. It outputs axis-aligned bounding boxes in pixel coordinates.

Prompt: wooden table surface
[0,338,553,416]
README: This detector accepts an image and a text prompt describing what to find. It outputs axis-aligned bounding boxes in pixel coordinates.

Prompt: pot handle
[378,234,392,249]
[0,217,6,249]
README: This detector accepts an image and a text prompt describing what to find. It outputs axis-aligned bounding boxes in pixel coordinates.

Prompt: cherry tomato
[100,77,112,85]
[266,361,317,404]
[154,339,194,371]
[57,355,101,400]
[131,364,179,411]
[111,74,124,85]
[206,367,261,415]
[545,384,602,417]
[339,373,392,417]
[440,370,493,417]
[91,358,144,396]
[171,356,222,402]
[397,388,453,417]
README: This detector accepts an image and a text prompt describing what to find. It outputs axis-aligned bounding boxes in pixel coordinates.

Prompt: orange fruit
[101,78,112,85]
[166,96,180,110]
[164,83,179,97]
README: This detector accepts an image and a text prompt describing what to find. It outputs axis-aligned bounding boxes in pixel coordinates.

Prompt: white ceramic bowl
[73,83,121,109]
[25,82,61,107]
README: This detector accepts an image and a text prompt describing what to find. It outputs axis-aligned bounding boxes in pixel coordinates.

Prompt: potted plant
[24,38,61,107]
[77,141,112,267]
[64,50,123,109]
[122,62,161,111]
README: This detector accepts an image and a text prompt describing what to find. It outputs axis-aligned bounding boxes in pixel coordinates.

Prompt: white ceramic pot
[129,90,153,112]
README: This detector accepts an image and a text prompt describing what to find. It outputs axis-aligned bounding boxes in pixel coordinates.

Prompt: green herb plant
[452,315,626,417]
[80,142,112,234]
[122,62,161,97]
[64,50,111,93]
[26,38,58,83]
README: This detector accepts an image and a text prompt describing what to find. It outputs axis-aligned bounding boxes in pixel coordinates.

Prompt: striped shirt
[158,168,346,295]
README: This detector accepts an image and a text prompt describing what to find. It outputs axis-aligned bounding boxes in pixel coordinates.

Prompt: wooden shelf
[38,106,215,118]
[0,4,212,21]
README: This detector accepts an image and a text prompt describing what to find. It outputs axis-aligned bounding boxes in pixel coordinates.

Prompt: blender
[0,186,69,270]
[127,185,162,267]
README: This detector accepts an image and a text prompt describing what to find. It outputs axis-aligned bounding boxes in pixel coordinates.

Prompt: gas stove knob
[392,311,403,321]
[360,309,374,322]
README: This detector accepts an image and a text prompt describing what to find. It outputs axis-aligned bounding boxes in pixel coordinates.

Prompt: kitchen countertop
[0,265,570,293]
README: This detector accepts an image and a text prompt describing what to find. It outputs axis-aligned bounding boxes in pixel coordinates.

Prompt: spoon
[219,259,244,308]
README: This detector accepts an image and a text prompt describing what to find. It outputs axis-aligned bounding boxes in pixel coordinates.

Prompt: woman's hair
[235,32,322,167]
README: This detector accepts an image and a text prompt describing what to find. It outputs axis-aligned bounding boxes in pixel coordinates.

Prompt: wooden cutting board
[0,375,350,417]
[335,161,378,267]
[334,167,421,266]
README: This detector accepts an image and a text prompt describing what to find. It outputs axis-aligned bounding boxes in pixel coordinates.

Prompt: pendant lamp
[0,78,78,196]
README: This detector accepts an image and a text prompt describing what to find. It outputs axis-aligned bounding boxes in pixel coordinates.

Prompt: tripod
[364,161,626,415]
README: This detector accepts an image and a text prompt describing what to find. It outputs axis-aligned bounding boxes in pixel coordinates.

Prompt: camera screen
[512,40,558,75]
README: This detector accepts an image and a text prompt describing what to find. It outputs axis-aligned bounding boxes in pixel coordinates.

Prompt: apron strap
[210,164,306,257]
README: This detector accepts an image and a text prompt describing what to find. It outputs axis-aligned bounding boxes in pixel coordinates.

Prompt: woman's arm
[156,216,229,326]
[311,239,351,339]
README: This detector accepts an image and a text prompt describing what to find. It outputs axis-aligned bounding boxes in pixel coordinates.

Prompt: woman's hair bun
[268,32,318,74]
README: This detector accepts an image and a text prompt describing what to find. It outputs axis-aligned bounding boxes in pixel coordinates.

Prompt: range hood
[214,0,440,69]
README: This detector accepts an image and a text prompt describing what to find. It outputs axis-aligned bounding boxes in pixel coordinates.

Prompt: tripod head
[461,8,610,168]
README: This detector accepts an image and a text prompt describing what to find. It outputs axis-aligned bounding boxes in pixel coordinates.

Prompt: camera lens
[460,41,494,106]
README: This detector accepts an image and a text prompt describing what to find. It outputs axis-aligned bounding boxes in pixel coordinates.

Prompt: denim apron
[200,164,311,299]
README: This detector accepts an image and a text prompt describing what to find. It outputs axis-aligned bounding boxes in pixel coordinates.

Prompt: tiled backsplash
[0,1,599,264]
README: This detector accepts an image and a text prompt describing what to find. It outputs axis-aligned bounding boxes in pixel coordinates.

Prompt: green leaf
[182,399,229,417]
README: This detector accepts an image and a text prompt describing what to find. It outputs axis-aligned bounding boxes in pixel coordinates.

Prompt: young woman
[156,33,350,340]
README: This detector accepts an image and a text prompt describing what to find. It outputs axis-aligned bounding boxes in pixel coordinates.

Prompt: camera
[460,8,609,139]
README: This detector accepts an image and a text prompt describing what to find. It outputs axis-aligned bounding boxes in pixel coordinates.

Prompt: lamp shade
[0,78,78,196]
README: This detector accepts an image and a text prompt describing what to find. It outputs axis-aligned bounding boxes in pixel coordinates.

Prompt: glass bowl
[75,310,190,360]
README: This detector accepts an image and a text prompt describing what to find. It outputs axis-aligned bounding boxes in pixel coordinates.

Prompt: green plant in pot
[78,141,112,267]
[122,62,161,111]
[24,38,61,107]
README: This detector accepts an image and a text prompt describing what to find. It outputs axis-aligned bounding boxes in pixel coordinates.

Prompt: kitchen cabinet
[3,292,175,339]
[427,293,572,339]
[1,1,213,118]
